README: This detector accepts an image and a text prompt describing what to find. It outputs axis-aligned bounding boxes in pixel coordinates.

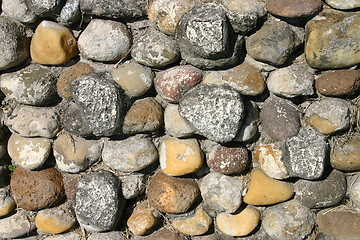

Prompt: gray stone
[0,210,36,239]
[88,231,126,240]
[102,135,158,172]
[234,101,259,142]
[27,0,63,16]
[0,16,29,70]
[119,173,146,199]
[59,0,80,24]
[315,232,341,240]
[177,2,244,69]
[164,104,196,138]
[78,19,132,62]
[260,95,300,141]
[179,84,244,143]
[350,174,360,209]
[131,27,180,68]
[5,104,60,138]
[246,20,304,66]
[199,171,243,216]
[262,199,315,240]
[1,0,38,23]
[0,186,15,217]
[61,102,92,137]
[295,169,347,208]
[0,64,57,106]
[43,232,82,240]
[70,72,125,136]
[284,128,328,180]
[324,0,360,10]
[74,170,124,232]
[80,0,146,19]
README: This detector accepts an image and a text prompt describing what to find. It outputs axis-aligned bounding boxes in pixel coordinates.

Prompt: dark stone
[315,70,360,96]
[266,0,322,18]
[133,227,186,240]
[61,102,93,137]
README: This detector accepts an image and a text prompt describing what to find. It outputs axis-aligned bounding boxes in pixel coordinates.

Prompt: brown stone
[127,203,159,236]
[330,136,360,171]
[134,227,186,240]
[10,167,65,211]
[315,70,360,96]
[147,171,200,213]
[266,0,322,18]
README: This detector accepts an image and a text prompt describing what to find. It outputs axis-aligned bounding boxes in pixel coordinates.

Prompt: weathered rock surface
[0,210,36,239]
[324,0,360,10]
[127,203,159,236]
[88,231,126,240]
[164,104,196,137]
[119,173,146,199]
[315,70,360,96]
[330,136,360,171]
[0,187,15,217]
[266,0,322,18]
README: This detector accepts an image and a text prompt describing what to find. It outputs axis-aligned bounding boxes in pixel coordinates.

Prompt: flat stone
[267,65,315,98]
[127,203,159,236]
[207,145,248,175]
[74,170,124,232]
[216,206,260,237]
[53,131,103,173]
[199,171,243,216]
[122,97,164,134]
[324,0,360,10]
[315,69,360,96]
[131,27,180,68]
[164,104,196,138]
[10,167,64,211]
[78,19,131,62]
[266,0,322,18]
[147,170,200,213]
[179,84,244,143]
[295,169,347,208]
[0,187,15,217]
[0,210,36,239]
[262,199,315,240]
[0,16,29,71]
[305,10,360,69]
[260,95,300,140]
[330,136,360,171]
[350,175,360,209]
[159,137,203,176]
[305,98,351,135]
[119,173,146,199]
[317,207,360,240]
[1,0,38,23]
[284,128,328,180]
[88,231,126,240]
[112,61,153,98]
[102,135,158,172]
[133,227,186,240]
[8,133,52,170]
[243,169,294,205]
[5,105,60,138]
[57,62,94,99]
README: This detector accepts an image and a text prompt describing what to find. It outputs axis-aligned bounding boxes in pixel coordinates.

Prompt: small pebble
[119,173,146,199]
[324,0,360,10]
[266,0,322,18]
[0,210,36,239]
[88,231,126,240]
[0,187,16,217]
[164,104,196,138]
[127,203,159,236]
[330,136,360,171]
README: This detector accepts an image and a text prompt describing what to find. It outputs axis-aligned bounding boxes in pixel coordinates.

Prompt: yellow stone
[171,207,212,235]
[0,200,16,217]
[159,137,203,176]
[243,169,294,205]
[30,20,78,65]
[35,206,76,234]
[308,115,338,135]
[127,205,158,236]
[216,206,260,237]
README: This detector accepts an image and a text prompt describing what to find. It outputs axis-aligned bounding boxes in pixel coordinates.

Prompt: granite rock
[119,173,146,199]
[58,0,81,24]
[164,104,196,137]
[61,102,92,137]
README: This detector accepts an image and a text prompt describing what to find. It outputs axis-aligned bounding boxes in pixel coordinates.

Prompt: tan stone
[243,169,294,205]
[164,104,196,137]
[331,136,360,171]
[308,115,338,135]
[30,20,78,65]
[159,137,203,176]
[127,204,159,236]
[216,206,260,236]
[0,189,15,217]
[171,207,212,236]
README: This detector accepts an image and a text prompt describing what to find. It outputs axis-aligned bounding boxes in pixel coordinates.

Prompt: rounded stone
[330,136,360,171]
[324,0,360,10]
[216,206,260,237]
[266,0,322,18]
[1,0,38,23]
[8,134,52,170]
[315,69,360,96]
[78,19,131,62]
[119,173,146,199]
[159,137,203,176]
[243,169,294,205]
[164,104,196,138]
[0,210,36,239]
[207,145,248,175]
[350,175,360,209]
[0,187,16,217]
[127,204,159,236]
[147,170,200,214]
[61,102,92,137]
[10,167,64,211]
[30,20,78,65]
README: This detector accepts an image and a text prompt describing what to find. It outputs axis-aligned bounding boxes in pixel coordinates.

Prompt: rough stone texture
[88,231,126,240]
[61,102,92,137]
[315,233,341,240]
[0,64,57,106]
[1,0,38,23]
[0,187,15,217]
[5,105,60,138]
[164,104,196,137]
[78,19,131,62]
[305,98,351,135]
[70,71,125,136]
[43,231,82,240]
[267,65,315,98]
[122,97,164,134]
[260,95,300,141]
[112,61,153,98]
[131,27,180,68]
[262,199,316,240]
[102,135,158,172]
[57,62,94,99]
[200,171,243,216]
[330,136,360,171]
[0,16,29,71]
[284,128,328,180]
[30,20,78,65]
[119,173,146,199]
[324,0,360,10]
[246,20,304,66]
[315,69,360,96]
[53,131,103,173]
[133,227,186,240]
[179,84,244,143]
[147,170,200,214]
[0,210,36,239]
[177,2,244,69]
[59,0,81,24]
[27,0,63,16]
[74,170,124,232]
[10,167,64,211]
[266,0,322,18]
[305,10,360,69]
[295,169,347,208]
[127,204,159,236]
[350,175,360,209]
[207,145,248,175]
[317,207,360,240]
[79,0,146,19]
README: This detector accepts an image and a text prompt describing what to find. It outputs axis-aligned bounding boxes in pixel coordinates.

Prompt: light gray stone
[350,174,360,209]
[119,173,146,199]
[27,0,63,16]
[164,104,196,138]
[59,0,80,24]
[1,0,38,23]
[88,231,126,240]
[324,0,360,10]
[43,231,82,240]
[0,210,36,239]
[0,187,15,217]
